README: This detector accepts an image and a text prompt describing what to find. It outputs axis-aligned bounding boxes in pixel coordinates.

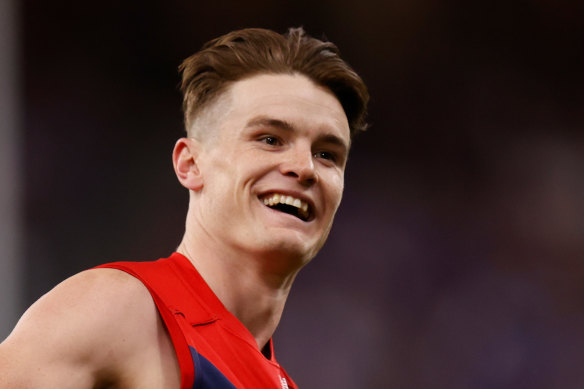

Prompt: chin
[244,225,328,267]
[256,238,318,268]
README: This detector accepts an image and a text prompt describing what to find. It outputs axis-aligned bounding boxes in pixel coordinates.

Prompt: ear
[172,137,204,191]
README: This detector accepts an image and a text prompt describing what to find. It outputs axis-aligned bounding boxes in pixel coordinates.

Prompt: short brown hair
[179,27,369,138]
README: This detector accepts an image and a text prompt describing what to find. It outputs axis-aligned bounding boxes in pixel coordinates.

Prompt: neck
[176,234,299,351]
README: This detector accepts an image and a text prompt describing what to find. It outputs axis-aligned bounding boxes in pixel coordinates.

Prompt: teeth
[261,193,310,218]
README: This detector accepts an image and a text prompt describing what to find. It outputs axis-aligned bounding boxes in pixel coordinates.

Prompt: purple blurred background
[10,0,584,387]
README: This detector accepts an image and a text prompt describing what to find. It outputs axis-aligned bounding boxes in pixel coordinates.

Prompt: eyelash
[258,135,338,164]
[260,136,281,146]
[313,151,336,162]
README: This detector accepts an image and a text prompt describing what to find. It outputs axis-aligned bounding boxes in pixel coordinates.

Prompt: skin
[0,73,350,388]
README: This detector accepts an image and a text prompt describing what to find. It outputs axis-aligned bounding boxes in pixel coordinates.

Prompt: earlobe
[172,138,204,191]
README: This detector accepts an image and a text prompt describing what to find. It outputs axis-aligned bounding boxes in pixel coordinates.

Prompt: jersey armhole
[96,264,195,389]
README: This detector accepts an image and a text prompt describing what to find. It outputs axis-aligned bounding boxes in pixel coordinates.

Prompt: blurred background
[1,0,583,387]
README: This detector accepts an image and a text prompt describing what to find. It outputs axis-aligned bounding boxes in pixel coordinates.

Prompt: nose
[280,145,317,186]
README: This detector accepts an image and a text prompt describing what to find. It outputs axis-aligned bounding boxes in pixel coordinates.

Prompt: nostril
[279,155,317,184]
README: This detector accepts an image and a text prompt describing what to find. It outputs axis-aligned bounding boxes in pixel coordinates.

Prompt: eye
[259,136,281,146]
[314,151,336,162]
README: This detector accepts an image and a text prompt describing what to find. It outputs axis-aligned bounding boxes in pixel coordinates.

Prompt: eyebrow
[245,115,350,151]
[245,116,295,132]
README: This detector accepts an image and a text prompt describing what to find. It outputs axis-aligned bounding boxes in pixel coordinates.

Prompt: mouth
[259,193,312,222]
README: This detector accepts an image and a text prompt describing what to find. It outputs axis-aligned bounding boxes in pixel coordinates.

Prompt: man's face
[192,73,350,269]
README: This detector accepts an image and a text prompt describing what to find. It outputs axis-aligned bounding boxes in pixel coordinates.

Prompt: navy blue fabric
[190,346,237,388]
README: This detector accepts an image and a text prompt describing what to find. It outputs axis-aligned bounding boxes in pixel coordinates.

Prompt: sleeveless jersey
[96,253,297,389]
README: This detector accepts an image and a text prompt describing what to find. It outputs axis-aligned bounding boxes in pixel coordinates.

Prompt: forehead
[216,73,350,142]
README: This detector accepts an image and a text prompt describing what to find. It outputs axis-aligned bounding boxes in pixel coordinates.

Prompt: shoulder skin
[0,268,180,389]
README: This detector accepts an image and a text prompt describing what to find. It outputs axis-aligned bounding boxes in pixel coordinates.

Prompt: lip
[257,190,316,222]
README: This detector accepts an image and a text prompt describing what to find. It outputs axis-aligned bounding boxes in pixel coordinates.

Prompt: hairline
[187,71,350,143]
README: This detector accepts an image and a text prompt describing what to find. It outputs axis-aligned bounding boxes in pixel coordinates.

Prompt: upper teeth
[262,193,309,218]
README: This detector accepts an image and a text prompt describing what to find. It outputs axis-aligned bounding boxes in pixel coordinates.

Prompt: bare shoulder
[9,268,157,350]
[0,268,180,389]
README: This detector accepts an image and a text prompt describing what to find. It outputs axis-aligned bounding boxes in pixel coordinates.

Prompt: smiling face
[180,73,350,269]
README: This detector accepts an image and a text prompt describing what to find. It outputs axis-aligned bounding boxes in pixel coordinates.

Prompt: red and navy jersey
[97,253,297,389]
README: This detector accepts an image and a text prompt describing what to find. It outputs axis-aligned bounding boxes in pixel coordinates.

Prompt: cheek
[205,151,268,199]
[200,157,239,205]
[326,173,345,209]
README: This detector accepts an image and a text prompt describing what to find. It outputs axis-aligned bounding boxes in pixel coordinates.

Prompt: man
[0,27,368,388]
